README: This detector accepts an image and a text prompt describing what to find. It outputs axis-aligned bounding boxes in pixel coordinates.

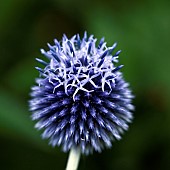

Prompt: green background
[0,0,170,169]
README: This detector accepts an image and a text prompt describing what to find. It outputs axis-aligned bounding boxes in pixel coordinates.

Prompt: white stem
[66,147,81,170]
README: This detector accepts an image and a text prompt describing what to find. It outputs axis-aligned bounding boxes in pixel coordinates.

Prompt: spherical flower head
[29,32,134,155]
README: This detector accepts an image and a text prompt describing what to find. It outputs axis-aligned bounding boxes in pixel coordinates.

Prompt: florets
[29,32,134,155]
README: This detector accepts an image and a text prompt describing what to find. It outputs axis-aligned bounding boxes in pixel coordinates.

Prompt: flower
[29,32,134,155]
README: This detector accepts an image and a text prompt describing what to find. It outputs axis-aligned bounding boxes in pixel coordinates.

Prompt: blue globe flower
[29,32,134,155]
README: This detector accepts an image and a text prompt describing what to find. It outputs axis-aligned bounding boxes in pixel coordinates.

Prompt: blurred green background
[0,0,170,169]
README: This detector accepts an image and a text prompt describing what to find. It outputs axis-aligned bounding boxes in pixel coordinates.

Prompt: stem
[66,147,81,170]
